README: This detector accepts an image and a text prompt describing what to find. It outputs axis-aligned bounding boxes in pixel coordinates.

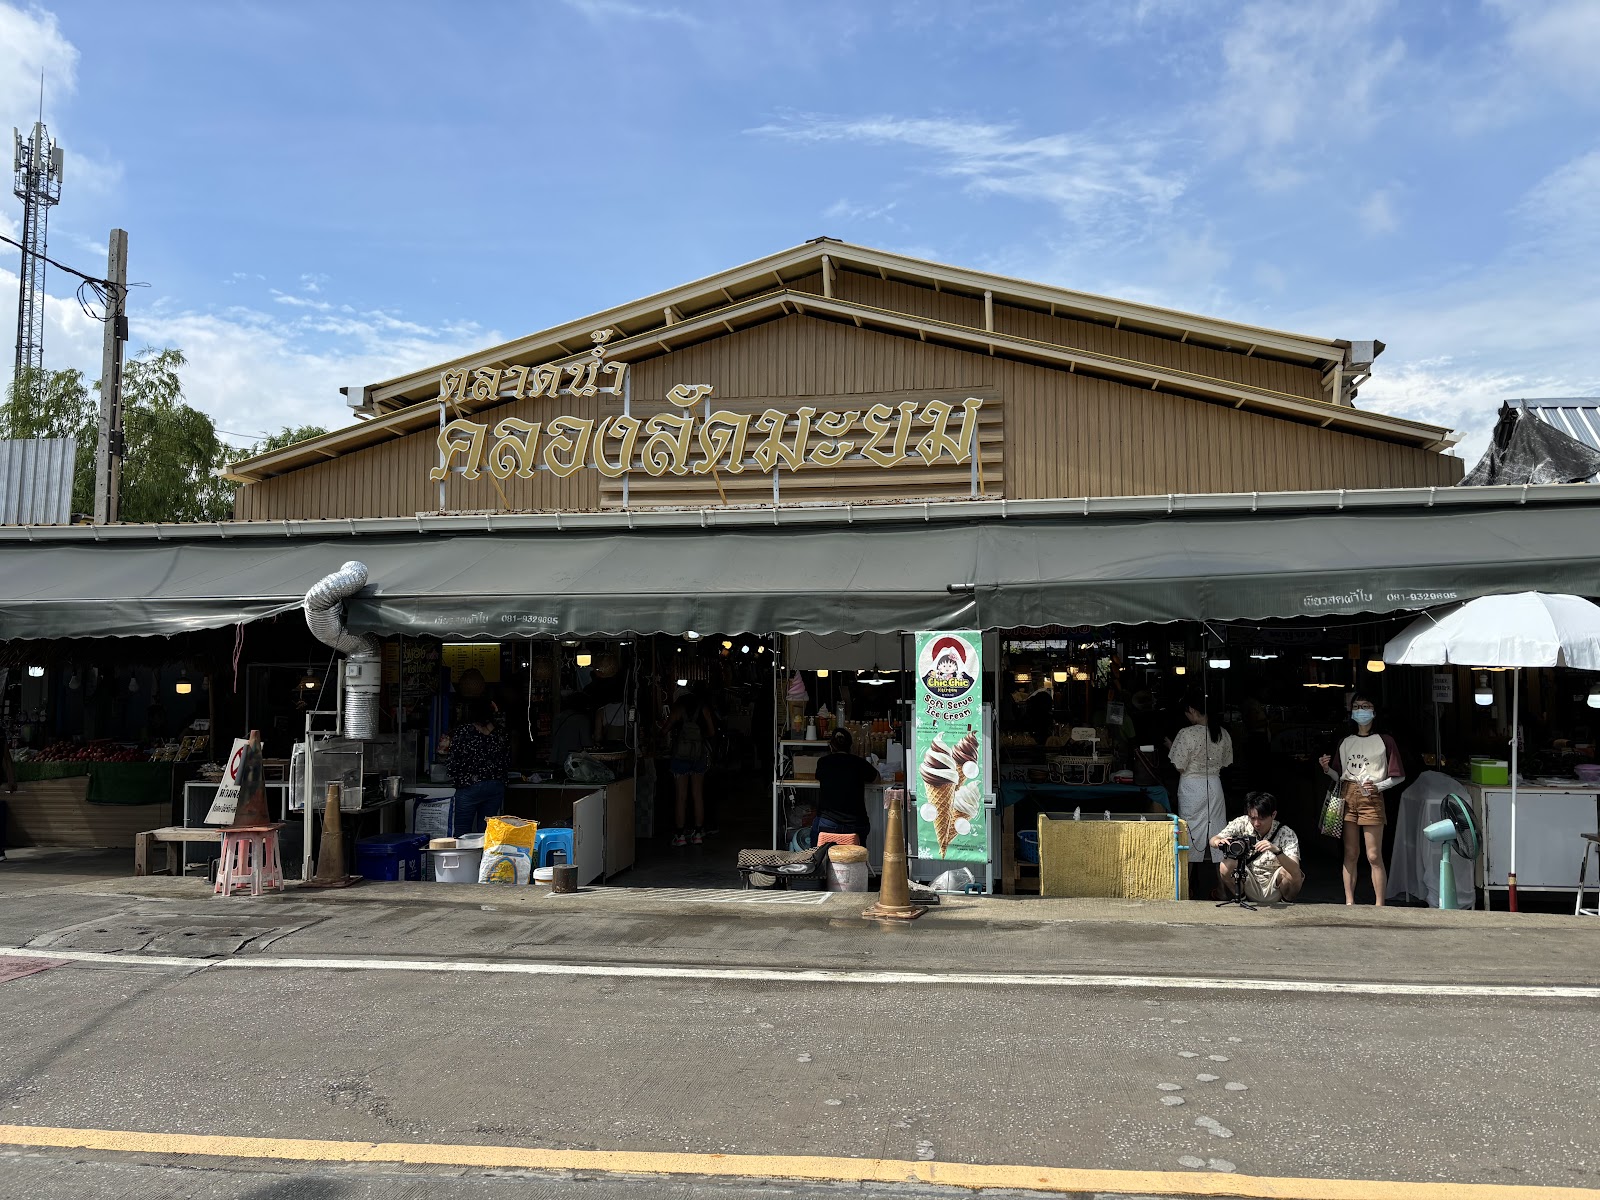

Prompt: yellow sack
[484,815,538,855]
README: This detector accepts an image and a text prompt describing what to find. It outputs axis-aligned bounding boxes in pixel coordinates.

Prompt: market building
[3,240,1598,905]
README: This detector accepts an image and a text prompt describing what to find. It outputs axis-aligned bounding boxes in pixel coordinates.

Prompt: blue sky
[2,0,1597,465]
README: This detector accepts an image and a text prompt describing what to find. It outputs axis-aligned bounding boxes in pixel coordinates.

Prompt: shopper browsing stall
[1167,694,1233,898]
[813,728,878,841]
[1320,695,1404,906]
[666,688,716,847]
[439,696,508,836]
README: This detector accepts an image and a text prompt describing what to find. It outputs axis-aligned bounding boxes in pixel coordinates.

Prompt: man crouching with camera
[1208,791,1303,905]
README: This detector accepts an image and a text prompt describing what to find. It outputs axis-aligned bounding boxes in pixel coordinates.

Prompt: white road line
[1,945,1595,998]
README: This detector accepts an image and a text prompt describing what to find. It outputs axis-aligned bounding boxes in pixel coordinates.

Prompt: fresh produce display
[25,740,145,763]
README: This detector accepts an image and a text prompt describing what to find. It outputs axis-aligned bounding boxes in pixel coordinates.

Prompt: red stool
[817,832,861,848]
[215,824,285,897]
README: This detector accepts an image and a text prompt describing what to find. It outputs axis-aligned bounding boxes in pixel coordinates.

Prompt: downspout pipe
[304,560,381,740]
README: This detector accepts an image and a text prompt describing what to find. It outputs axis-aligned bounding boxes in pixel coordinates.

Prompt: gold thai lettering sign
[430,329,984,482]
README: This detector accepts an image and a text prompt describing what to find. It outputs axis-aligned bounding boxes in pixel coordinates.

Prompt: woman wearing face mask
[1320,695,1404,906]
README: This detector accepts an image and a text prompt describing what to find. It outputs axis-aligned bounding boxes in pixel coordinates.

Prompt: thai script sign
[430,329,983,482]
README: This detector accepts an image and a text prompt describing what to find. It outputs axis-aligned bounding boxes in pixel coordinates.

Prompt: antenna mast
[11,113,64,403]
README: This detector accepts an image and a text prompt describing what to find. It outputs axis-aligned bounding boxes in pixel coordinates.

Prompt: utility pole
[93,228,128,525]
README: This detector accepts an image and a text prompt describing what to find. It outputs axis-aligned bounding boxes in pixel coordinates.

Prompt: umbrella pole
[1509,668,1520,913]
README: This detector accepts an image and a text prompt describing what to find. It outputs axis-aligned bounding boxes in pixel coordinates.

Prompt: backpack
[673,703,707,762]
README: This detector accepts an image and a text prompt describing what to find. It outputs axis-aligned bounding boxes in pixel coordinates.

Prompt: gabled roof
[228,239,1451,482]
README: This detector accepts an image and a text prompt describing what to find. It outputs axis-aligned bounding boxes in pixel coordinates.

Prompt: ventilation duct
[304,560,381,740]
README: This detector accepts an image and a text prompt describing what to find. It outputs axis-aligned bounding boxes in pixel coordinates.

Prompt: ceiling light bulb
[676,677,689,687]
[1588,682,1600,709]
[816,669,829,678]
[1052,670,1068,683]
[684,631,700,641]
[758,646,767,654]
[1208,657,1231,670]
[27,665,44,678]
[175,672,193,695]
[575,653,592,668]
[721,640,733,649]
[740,644,751,654]
[1365,659,1386,673]
[1174,665,1186,675]
[1474,672,1494,706]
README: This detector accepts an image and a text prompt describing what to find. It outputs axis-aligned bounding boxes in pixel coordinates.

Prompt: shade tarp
[0,499,1597,640]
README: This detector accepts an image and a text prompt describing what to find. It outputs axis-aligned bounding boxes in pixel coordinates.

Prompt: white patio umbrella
[1385,592,1600,909]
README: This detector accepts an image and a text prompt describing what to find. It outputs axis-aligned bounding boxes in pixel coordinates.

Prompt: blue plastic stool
[536,827,574,868]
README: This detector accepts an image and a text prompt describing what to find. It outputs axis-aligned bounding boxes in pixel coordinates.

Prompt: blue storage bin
[355,833,429,881]
[1017,830,1040,864]
[536,827,574,868]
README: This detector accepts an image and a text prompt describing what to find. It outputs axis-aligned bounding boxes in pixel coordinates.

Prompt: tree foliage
[251,424,328,455]
[1,349,235,522]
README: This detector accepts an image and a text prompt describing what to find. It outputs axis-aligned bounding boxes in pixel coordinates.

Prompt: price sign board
[1432,674,1454,705]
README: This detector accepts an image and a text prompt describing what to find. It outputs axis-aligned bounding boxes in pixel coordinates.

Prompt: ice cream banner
[912,630,987,863]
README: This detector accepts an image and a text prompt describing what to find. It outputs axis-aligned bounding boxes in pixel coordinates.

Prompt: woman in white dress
[1167,694,1234,899]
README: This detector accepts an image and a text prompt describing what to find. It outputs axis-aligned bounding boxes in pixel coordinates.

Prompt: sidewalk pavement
[4,847,1599,986]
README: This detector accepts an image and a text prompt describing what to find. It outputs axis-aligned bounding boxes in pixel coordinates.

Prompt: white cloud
[1210,0,1404,163]
[755,113,1185,245]
[1358,188,1399,235]
[1491,0,1600,101]
[823,197,901,224]
[2,264,495,449]
[0,3,77,120]
[561,0,700,27]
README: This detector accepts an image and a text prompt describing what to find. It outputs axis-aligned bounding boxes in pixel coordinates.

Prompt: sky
[1,0,1597,465]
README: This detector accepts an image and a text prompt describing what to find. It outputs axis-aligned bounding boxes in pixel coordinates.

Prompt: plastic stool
[215,824,285,897]
[817,832,861,849]
[535,827,575,868]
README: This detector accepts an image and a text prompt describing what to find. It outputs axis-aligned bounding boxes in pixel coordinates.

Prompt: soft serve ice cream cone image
[919,729,983,855]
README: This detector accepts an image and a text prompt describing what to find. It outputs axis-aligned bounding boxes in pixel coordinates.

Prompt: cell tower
[12,117,65,400]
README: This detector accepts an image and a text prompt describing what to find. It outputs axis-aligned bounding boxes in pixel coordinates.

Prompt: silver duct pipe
[304,560,381,740]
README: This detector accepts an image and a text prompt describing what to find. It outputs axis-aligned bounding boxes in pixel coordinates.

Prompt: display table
[5,771,173,849]
[506,777,635,884]
[1463,782,1600,897]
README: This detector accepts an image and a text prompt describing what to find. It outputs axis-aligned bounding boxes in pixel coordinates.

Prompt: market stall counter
[504,776,635,885]
[6,760,183,850]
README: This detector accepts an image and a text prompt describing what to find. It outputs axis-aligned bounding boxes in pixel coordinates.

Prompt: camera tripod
[1214,851,1257,911]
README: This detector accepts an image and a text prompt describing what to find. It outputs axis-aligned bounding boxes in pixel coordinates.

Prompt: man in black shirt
[813,729,880,840]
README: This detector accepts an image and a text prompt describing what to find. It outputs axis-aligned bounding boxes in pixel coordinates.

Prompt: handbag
[1318,784,1346,838]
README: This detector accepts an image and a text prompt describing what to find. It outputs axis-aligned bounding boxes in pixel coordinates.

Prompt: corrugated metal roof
[1526,400,1600,450]
[0,437,77,525]
[1523,400,1600,481]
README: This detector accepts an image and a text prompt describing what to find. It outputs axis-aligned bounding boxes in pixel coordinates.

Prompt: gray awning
[1,494,1597,640]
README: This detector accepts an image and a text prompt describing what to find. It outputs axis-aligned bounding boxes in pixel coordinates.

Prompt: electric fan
[1423,792,1481,910]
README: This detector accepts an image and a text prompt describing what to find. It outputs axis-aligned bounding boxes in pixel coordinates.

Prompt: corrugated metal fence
[0,437,78,525]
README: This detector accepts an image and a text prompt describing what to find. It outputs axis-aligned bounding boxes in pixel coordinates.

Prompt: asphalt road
[3,858,1599,1197]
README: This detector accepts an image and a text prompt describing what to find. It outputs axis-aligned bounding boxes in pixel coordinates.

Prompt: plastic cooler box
[354,833,429,881]
[1469,759,1510,786]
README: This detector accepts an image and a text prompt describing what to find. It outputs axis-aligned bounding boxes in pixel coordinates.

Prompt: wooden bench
[134,826,222,877]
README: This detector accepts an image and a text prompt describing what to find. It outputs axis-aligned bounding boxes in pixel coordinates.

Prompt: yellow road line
[0,1124,1593,1199]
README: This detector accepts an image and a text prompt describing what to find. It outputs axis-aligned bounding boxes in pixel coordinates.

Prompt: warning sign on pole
[204,738,252,824]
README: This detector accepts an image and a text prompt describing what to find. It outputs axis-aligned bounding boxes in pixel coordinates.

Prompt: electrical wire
[0,231,147,323]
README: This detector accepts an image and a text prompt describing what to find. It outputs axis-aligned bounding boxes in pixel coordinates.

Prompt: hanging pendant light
[1474,672,1494,706]
[1587,682,1600,710]
[175,669,193,695]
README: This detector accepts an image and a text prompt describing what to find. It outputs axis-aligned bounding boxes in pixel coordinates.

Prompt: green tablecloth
[14,760,176,805]
[14,762,90,781]
[85,762,176,805]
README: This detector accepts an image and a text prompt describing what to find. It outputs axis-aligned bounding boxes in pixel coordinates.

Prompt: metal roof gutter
[5,483,1598,545]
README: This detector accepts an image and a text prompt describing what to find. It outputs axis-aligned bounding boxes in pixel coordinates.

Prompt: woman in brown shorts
[1320,695,1403,906]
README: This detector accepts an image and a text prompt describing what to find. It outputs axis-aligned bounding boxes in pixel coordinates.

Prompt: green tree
[251,424,328,455]
[3,349,235,523]
[1,366,97,513]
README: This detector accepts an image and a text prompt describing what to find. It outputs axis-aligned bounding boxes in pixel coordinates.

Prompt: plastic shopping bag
[478,843,532,885]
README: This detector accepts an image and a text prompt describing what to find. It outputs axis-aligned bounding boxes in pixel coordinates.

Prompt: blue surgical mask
[1352,708,1375,725]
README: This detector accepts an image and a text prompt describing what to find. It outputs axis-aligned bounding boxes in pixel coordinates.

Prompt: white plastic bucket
[826,860,870,892]
[429,847,483,883]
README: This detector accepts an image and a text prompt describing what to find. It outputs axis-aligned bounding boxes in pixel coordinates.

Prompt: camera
[1219,835,1256,862]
